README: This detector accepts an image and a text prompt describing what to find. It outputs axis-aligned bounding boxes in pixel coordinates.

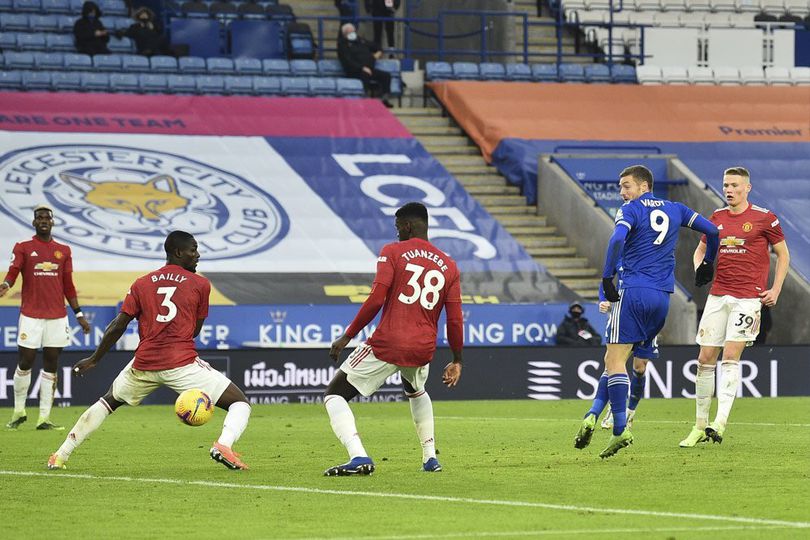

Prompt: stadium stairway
[394,106,601,300]
[512,0,586,64]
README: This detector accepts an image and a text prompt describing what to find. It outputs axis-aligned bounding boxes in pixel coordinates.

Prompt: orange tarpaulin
[429,82,810,161]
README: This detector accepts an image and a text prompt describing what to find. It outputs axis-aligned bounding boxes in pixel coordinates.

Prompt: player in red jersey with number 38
[47,231,252,471]
[325,202,464,476]
[680,167,790,448]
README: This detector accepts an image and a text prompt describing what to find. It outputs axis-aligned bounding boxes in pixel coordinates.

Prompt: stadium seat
[262,58,290,76]
[99,0,127,16]
[22,70,51,90]
[266,3,294,21]
[29,14,60,32]
[224,75,253,94]
[94,53,122,71]
[785,0,810,16]
[4,51,35,69]
[765,66,792,85]
[170,18,222,57]
[41,0,70,13]
[505,62,532,81]
[120,54,148,71]
[0,32,18,50]
[739,65,766,85]
[106,16,133,32]
[51,70,81,90]
[1,13,29,32]
[234,57,263,75]
[452,62,479,80]
[139,73,169,93]
[207,56,234,74]
[253,75,282,95]
[237,2,265,18]
[210,1,238,19]
[375,58,400,75]
[178,56,206,73]
[308,76,337,96]
[281,76,309,95]
[108,36,133,53]
[109,72,139,92]
[81,71,110,91]
[635,64,662,84]
[64,53,92,70]
[687,65,714,84]
[661,66,689,84]
[196,74,226,94]
[336,77,364,97]
[789,66,810,84]
[290,58,318,76]
[287,22,315,60]
[12,0,40,12]
[45,33,74,51]
[317,58,344,77]
[478,62,506,80]
[56,15,75,31]
[558,63,585,82]
[0,70,22,90]
[34,51,64,70]
[230,20,284,59]
[166,73,197,94]
[150,55,178,73]
[425,61,452,81]
[584,63,611,83]
[180,0,209,17]
[16,32,46,50]
[713,66,740,85]
[531,63,558,82]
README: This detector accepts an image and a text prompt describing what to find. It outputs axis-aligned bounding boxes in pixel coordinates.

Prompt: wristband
[72,305,82,314]
[1,281,9,288]
[75,311,85,319]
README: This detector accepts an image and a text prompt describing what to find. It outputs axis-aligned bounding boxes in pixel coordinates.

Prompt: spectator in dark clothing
[365,0,400,51]
[335,0,357,24]
[337,23,393,107]
[555,302,602,346]
[117,7,170,57]
[73,1,110,56]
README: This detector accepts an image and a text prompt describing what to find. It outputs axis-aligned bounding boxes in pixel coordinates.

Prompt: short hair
[164,230,195,256]
[620,165,654,191]
[723,166,750,180]
[395,202,429,224]
[33,204,53,217]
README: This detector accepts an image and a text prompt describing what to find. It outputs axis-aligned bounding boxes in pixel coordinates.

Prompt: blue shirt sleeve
[678,204,720,262]
[602,225,629,278]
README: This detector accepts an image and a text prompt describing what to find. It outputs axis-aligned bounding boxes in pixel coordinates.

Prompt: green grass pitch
[2,398,808,539]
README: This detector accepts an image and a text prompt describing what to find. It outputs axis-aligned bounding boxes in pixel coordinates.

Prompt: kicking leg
[210,383,252,470]
[48,389,123,469]
[598,344,634,458]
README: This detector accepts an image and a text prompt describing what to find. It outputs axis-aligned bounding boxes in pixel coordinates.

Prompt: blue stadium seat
[611,64,637,83]
[93,53,122,71]
[139,73,168,93]
[262,58,289,76]
[22,70,51,90]
[531,63,558,82]
[108,36,133,53]
[150,55,178,73]
[290,59,317,76]
[230,20,284,59]
[4,51,35,69]
[45,33,74,51]
[64,53,92,70]
[425,61,452,81]
[224,75,252,94]
[206,56,234,74]
[166,73,197,94]
[121,54,149,71]
[0,32,18,50]
[56,14,74,31]
[16,32,46,50]
[336,77,364,97]
[479,62,506,81]
[584,63,611,83]
[375,58,400,75]
[106,16,133,32]
[390,76,402,97]
[452,62,479,80]
[0,0,11,9]
[252,75,281,95]
[287,22,314,59]
[41,0,71,13]
[12,0,40,12]
[0,70,23,90]
[68,0,83,12]
[196,74,225,94]
[29,14,59,32]
[234,57,262,75]
[34,51,64,70]
[99,0,127,16]
[109,72,139,92]
[1,13,29,32]
[558,63,585,83]
[317,59,343,77]
[169,18,222,58]
[81,71,110,91]
[266,3,294,21]
[280,76,308,96]
[51,70,81,91]
[178,56,206,73]
[308,76,336,96]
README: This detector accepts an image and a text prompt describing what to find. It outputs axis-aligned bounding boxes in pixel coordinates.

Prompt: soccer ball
[175,389,214,426]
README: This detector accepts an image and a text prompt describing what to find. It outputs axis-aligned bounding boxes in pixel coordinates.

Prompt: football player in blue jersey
[574,164,720,458]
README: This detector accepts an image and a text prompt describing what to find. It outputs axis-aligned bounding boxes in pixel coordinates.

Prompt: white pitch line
[435,416,810,428]
[2,470,808,529]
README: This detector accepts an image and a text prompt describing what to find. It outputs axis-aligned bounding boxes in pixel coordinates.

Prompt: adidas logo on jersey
[31,251,38,256]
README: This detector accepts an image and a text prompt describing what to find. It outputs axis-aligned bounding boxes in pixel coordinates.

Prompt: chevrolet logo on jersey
[34,261,59,271]
[720,236,745,247]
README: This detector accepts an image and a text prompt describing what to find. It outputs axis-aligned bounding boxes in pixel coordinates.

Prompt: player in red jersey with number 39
[47,231,252,471]
[680,167,790,448]
[324,202,464,476]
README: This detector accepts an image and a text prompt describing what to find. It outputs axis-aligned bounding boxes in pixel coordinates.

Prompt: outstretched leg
[210,382,252,470]
[48,389,122,469]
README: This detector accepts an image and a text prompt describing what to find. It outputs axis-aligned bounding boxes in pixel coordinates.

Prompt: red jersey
[365,238,462,367]
[120,264,210,371]
[702,203,785,298]
[3,236,78,319]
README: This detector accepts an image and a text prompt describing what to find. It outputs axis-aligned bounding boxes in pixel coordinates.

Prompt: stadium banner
[1,346,807,407]
[0,303,608,351]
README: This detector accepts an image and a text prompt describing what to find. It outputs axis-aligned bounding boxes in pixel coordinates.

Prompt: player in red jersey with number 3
[324,202,464,476]
[680,167,790,447]
[47,231,252,471]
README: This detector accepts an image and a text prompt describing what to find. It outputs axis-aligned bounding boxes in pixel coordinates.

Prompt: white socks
[324,394,367,459]
[409,391,436,462]
[39,371,56,422]
[217,401,251,448]
[715,361,740,427]
[12,368,31,415]
[695,364,716,429]
[56,399,112,460]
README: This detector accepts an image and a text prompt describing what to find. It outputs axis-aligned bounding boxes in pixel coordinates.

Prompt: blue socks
[607,373,630,436]
[587,372,609,418]
[628,369,646,410]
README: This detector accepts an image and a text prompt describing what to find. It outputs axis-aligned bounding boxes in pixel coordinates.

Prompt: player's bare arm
[693,241,707,271]
[73,312,134,375]
[759,240,790,306]
[67,296,91,334]
[0,281,9,298]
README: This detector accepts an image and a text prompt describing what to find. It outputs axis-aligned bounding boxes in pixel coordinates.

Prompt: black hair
[164,230,195,256]
[82,1,102,17]
[395,202,429,224]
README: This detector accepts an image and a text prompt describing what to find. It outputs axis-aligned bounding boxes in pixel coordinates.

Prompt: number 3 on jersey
[398,263,446,310]
[156,286,178,322]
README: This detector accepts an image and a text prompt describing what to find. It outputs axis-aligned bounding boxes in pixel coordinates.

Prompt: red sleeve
[197,279,210,319]
[345,281,389,338]
[373,244,396,287]
[120,281,141,317]
[3,243,24,286]
[763,212,785,246]
[445,272,463,351]
[62,248,78,299]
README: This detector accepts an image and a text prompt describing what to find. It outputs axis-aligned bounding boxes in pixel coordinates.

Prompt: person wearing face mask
[555,302,602,347]
[117,7,170,57]
[73,1,110,56]
[337,23,393,107]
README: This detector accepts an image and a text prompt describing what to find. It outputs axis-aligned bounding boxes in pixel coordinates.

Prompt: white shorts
[17,314,70,349]
[696,294,762,347]
[340,343,429,397]
[111,357,232,407]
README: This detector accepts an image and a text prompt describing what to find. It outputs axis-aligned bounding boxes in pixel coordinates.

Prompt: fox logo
[60,173,189,223]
